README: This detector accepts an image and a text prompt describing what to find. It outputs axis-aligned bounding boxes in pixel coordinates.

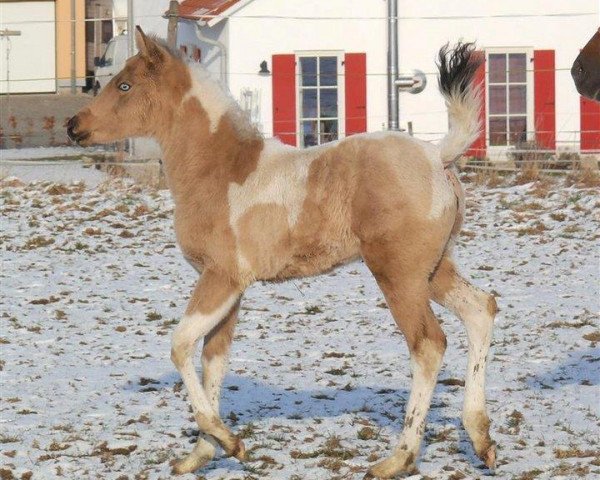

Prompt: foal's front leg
[170,270,245,474]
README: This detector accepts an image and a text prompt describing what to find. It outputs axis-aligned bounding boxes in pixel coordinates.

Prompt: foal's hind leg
[172,301,240,474]
[430,255,497,469]
[363,249,447,478]
[170,270,246,474]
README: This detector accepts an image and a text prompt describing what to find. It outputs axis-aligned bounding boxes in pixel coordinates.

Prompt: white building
[134,0,599,159]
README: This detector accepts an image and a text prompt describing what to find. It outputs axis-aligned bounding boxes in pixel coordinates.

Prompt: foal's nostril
[66,116,79,130]
[66,115,82,142]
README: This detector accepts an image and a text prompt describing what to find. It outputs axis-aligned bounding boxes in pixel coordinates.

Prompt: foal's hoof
[478,441,497,471]
[365,453,418,479]
[226,436,247,462]
[170,439,216,475]
[170,453,212,475]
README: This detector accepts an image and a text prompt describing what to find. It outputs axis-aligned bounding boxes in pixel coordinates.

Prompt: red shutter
[466,50,486,158]
[272,54,296,146]
[580,96,600,151]
[533,50,556,150]
[345,53,367,136]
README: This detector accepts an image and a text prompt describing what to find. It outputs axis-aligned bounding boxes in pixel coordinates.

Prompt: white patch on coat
[227,138,320,271]
[420,141,456,219]
[438,84,482,167]
[171,293,239,419]
[392,340,444,457]
[202,354,229,414]
[183,64,236,134]
[439,279,495,426]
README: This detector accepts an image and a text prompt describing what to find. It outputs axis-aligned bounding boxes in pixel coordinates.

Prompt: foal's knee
[411,332,446,378]
[171,325,195,368]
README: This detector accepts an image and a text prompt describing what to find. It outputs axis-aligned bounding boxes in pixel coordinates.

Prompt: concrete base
[0,93,92,149]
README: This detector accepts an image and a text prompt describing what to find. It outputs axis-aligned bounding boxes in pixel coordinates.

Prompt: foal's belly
[274,245,361,281]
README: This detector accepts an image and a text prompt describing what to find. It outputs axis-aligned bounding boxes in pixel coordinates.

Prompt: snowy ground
[1,173,599,480]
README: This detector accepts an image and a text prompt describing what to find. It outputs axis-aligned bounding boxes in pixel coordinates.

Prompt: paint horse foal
[67,29,497,478]
[572,28,600,102]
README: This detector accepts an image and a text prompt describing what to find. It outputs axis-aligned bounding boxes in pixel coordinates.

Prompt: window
[101,20,113,44]
[488,52,530,147]
[297,54,344,147]
[101,39,116,66]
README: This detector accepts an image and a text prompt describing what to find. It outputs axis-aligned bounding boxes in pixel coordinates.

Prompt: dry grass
[583,332,600,342]
[565,168,600,188]
[516,221,548,236]
[514,163,543,185]
[468,169,508,187]
[515,468,544,480]
[554,447,599,458]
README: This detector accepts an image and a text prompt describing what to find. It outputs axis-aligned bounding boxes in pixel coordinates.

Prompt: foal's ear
[135,25,165,63]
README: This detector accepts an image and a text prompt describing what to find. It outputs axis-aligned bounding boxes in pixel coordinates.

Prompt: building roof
[179,0,244,23]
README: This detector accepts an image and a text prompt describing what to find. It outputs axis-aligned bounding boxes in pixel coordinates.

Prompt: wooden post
[167,1,179,50]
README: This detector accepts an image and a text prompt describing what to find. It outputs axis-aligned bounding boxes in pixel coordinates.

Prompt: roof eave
[205,0,255,27]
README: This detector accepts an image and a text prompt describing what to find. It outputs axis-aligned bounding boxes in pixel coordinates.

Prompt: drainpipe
[194,22,228,87]
[387,0,399,130]
[387,0,426,131]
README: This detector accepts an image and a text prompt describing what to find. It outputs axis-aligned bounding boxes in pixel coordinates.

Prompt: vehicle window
[101,40,116,67]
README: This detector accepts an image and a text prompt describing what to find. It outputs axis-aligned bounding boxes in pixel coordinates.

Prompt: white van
[93,34,130,94]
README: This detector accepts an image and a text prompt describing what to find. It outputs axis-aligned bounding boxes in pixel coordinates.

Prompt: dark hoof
[228,437,247,462]
[478,441,497,470]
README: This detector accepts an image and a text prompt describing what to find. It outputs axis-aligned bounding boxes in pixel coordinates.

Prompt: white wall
[180,18,228,81]
[0,1,56,94]
[226,0,389,137]
[132,0,169,37]
[221,0,596,153]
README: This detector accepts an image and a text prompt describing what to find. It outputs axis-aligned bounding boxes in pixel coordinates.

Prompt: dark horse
[572,28,600,101]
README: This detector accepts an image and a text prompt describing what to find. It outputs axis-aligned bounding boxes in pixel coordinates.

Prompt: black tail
[437,42,484,167]
[437,42,482,99]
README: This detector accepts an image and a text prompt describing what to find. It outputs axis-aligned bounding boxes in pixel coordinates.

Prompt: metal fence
[0,8,598,172]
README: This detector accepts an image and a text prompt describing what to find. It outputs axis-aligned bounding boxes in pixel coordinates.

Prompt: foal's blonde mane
[185,62,263,141]
[144,34,261,141]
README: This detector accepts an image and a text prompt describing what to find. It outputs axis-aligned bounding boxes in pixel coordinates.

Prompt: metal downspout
[387,0,399,130]
[387,0,427,131]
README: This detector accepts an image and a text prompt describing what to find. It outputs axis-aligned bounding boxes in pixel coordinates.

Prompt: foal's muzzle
[65,115,91,145]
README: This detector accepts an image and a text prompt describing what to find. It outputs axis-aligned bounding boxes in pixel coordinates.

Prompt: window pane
[320,89,338,118]
[320,120,338,144]
[489,117,507,146]
[489,85,506,114]
[301,89,317,118]
[509,85,527,114]
[489,54,506,83]
[302,121,318,147]
[509,53,526,83]
[320,56,337,86]
[509,117,527,145]
[101,20,113,44]
[300,57,317,87]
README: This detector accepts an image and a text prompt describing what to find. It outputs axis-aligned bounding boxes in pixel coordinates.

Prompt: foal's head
[66,27,190,145]
[572,28,600,102]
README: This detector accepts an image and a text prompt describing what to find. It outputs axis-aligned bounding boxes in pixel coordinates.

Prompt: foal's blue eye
[119,82,131,92]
